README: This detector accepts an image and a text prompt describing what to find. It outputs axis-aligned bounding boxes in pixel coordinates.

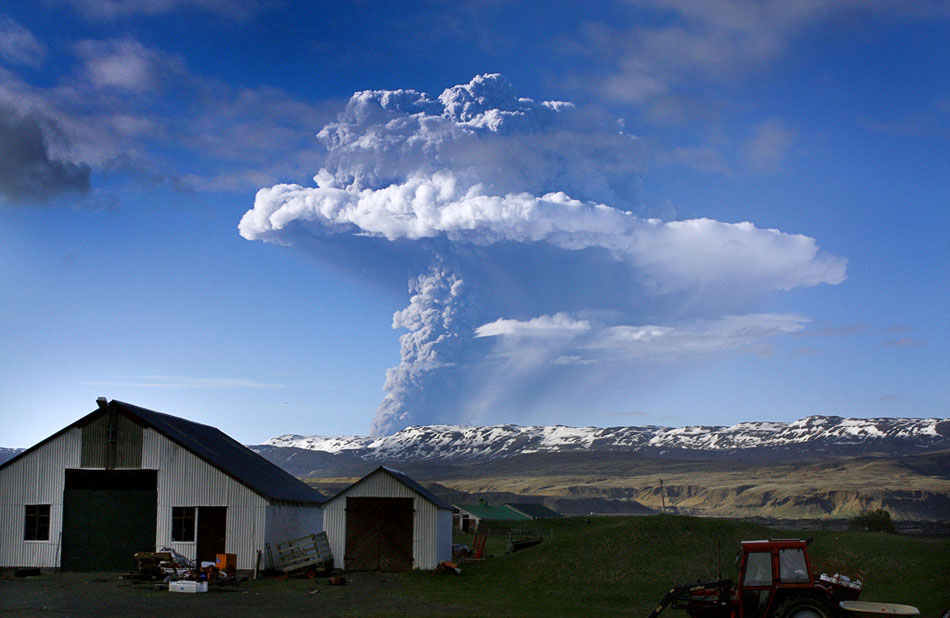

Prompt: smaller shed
[454,502,530,532]
[504,503,563,519]
[322,466,452,571]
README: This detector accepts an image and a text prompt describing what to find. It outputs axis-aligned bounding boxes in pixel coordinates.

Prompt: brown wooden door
[196,507,227,565]
[344,497,413,571]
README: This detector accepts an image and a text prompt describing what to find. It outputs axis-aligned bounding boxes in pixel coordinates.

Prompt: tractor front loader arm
[646,580,732,618]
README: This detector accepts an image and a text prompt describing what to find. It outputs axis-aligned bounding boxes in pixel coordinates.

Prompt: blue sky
[1,1,947,446]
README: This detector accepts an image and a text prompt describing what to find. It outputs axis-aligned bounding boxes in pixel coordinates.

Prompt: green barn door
[61,470,157,572]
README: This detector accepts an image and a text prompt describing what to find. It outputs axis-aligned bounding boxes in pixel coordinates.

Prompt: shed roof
[504,503,563,519]
[0,399,325,505]
[455,503,531,521]
[324,466,452,510]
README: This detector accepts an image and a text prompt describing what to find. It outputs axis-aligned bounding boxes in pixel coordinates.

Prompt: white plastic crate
[168,580,208,593]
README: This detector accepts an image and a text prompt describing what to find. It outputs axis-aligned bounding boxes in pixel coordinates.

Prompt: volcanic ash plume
[371,265,468,437]
[240,74,848,435]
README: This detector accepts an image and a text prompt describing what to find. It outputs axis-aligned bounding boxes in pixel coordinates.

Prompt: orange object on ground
[216,553,237,574]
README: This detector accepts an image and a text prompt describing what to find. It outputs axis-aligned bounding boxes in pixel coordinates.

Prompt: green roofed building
[454,502,531,532]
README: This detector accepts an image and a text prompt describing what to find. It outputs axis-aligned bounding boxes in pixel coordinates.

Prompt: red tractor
[647,539,917,618]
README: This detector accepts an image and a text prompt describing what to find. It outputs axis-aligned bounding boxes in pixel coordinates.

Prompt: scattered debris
[433,561,462,575]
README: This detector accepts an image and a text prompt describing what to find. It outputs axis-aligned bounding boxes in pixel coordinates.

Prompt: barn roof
[504,502,563,519]
[0,399,325,505]
[324,465,453,510]
[455,503,531,521]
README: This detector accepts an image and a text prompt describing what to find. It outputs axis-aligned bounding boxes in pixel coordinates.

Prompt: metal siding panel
[263,503,323,570]
[147,428,268,570]
[80,415,108,468]
[323,498,347,569]
[436,509,453,565]
[0,428,80,567]
[115,414,143,468]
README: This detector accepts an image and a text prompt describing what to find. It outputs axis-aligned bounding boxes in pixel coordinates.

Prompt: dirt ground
[0,571,465,617]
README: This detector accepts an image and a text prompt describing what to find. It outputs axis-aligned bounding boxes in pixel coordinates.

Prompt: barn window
[172,507,196,542]
[24,504,50,541]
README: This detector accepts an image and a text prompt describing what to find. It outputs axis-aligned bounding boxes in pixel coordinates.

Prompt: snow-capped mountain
[263,415,950,462]
[0,447,24,465]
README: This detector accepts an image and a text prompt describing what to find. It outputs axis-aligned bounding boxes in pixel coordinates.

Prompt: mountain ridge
[264,415,949,462]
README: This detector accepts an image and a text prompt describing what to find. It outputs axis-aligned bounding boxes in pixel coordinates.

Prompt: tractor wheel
[772,593,833,618]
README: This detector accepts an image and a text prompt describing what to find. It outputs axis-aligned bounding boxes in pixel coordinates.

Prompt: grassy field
[386,515,949,617]
[2,515,945,617]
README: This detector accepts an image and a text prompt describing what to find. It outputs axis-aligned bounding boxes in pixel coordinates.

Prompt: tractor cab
[737,539,816,618]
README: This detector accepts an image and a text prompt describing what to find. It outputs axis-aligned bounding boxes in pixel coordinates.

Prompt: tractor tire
[772,593,834,618]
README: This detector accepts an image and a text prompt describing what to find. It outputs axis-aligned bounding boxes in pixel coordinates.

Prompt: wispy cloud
[73,38,185,92]
[0,15,46,67]
[57,0,264,21]
[743,119,798,173]
[790,346,821,357]
[0,36,338,205]
[80,375,286,389]
[794,323,865,337]
[883,337,924,348]
[882,325,912,334]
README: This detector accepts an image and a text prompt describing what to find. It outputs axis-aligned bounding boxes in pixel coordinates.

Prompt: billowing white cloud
[242,177,845,293]
[240,74,847,434]
[476,313,591,339]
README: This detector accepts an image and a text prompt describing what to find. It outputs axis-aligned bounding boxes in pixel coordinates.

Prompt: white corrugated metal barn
[322,466,452,571]
[0,399,324,571]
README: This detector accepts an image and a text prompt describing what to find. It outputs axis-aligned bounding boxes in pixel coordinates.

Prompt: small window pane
[743,552,773,586]
[172,507,195,542]
[779,548,810,583]
[24,505,50,541]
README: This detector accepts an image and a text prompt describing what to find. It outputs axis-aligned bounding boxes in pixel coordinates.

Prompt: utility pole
[659,478,666,514]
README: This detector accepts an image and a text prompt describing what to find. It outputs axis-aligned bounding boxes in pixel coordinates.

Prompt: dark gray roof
[325,465,452,510]
[114,401,324,504]
[504,502,563,519]
[0,399,324,505]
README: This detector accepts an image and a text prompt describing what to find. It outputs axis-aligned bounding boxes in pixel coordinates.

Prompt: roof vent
[96,397,108,411]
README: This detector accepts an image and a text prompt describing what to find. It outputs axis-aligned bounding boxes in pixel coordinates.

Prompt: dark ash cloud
[0,105,91,205]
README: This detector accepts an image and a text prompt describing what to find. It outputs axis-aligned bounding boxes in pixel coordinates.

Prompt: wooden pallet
[274,532,334,577]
